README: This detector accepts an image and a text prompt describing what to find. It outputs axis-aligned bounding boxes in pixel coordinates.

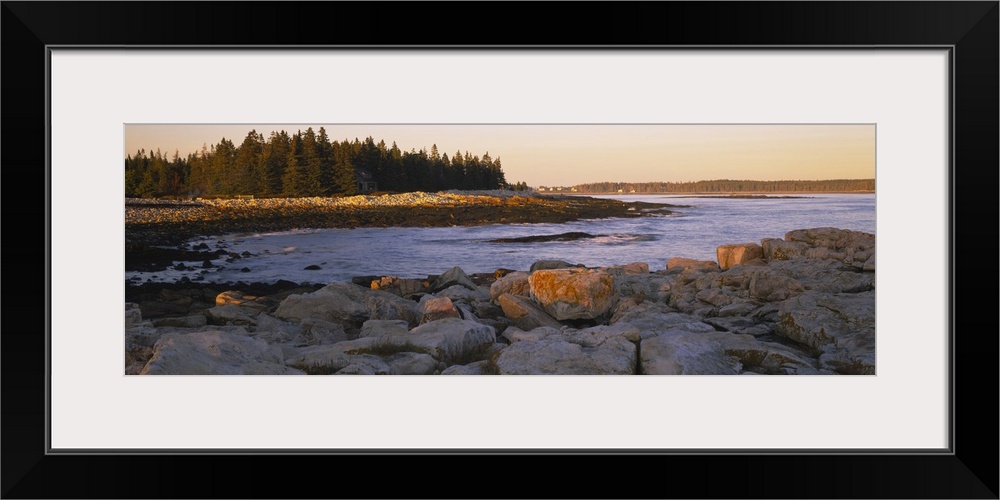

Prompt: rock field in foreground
[126,227,875,375]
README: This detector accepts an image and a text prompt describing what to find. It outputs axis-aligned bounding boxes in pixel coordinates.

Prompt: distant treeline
[571,179,875,194]
[124,128,512,198]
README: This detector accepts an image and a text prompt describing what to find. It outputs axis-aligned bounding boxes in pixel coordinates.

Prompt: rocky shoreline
[126,227,875,376]
[125,191,683,251]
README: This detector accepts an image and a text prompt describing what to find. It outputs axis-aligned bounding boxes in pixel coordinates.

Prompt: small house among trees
[355,168,377,192]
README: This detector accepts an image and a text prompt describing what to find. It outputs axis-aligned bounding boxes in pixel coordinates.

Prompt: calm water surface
[126,194,875,285]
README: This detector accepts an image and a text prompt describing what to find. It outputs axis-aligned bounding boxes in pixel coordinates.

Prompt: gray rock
[774,290,875,374]
[441,360,496,375]
[334,356,391,375]
[254,313,302,334]
[666,257,720,272]
[402,318,497,363]
[365,291,421,326]
[602,262,649,275]
[453,302,480,322]
[140,329,294,375]
[748,272,805,302]
[640,331,743,375]
[704,316,753,331]
[125,303,145,328]
[125,339,153,375]
[612,272,655,300]
[717,302,757,317]
[639,330,815,375]
[431,266,477,292]
[761,238,809,261]
[436,284,490,303]
[565,322,642,344]
[359,319,410,338]
[273,284,368,327]
[385,352,439,375]
[695,288,739,307]
[609,299,668,325]
[152,314,208,328]
[497,293,563,330]
[496,334,637,375]
[501,326,564,344]
[296,318,348,345]
[283,343,365,372]
[862,253,876,272]
[205,305,261,326]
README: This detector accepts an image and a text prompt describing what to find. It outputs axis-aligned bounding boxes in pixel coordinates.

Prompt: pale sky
[125,124,875,187]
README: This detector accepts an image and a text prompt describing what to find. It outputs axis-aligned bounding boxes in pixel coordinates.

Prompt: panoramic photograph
[124,124,876,376]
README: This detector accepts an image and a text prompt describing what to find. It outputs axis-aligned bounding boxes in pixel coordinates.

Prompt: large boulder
[640,331,742,375]
[716,242,764,270]
[528,268,617,320]
[140,329,295,375]
[273,283,368,327]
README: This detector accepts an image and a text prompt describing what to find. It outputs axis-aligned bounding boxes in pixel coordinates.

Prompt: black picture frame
[3,2,997,498]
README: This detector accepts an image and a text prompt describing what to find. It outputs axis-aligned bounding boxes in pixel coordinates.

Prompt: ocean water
[126,193,875,285]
